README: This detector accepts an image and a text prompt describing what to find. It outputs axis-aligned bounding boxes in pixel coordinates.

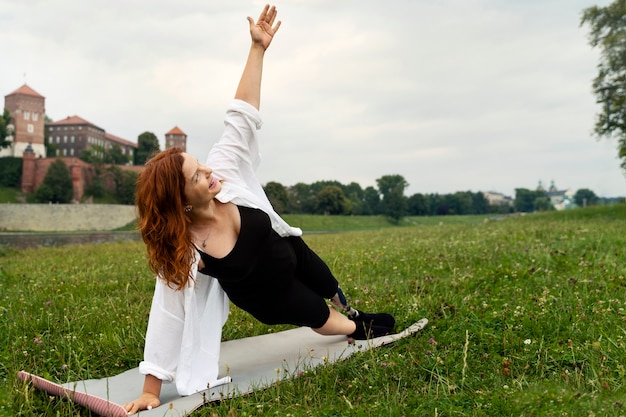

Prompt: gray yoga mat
[19,319,428,416]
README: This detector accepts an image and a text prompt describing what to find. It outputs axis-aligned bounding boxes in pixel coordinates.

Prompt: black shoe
[348,310,396,340]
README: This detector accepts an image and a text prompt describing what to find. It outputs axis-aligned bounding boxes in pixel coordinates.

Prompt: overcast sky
[1,0,624,198]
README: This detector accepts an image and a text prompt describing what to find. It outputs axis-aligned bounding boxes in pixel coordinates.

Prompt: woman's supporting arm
[124,374,162,414]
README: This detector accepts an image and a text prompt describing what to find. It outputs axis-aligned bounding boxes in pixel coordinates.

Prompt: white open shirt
[139,99,302,395]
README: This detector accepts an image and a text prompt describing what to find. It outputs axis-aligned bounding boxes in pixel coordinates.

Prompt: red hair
[135,147,194,289]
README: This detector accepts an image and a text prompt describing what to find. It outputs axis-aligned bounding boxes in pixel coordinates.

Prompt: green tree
[0,157,22,187]
[135,132,160,165]
[264,181,289,213]
[574,188,599,207]
[376,174,408,223]
[316,185,350,215]
[117,171,138,205]
[85,176,106,199]
[581,2,626,172]
[514,188,537,213]
[514,188,553,213]
[81,144,129,166]
[534,195,554,212]
[105,144,130,165]
[80,145,106,165]
[471,191,490,214]
[309,180,342,196]
[343,182,365,215]
[363,186,381,215]
[445,192,473,215]
[35,159,73,203]
[84,166,107,200]
[432,193,450,215]
[108,166,138,205]
[288,182,316,214]
[425,193,443,215]
[0,109,13,149]
[407,193,428,215]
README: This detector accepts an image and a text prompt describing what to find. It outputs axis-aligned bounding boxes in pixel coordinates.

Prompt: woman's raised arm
[234,4,282,109]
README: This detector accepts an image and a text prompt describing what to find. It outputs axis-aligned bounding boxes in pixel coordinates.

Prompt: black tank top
[197,206,297,290]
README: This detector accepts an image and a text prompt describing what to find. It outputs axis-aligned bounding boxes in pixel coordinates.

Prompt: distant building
[47,115,105,158]
[2,83,186,200]
[165,126,187,151]
[1,84,46,158]
[483,191,513,207]
[46,115,136,163]
[540,180,575,210]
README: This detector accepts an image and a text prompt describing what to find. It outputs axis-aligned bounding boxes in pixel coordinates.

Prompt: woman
[124,5,394,414]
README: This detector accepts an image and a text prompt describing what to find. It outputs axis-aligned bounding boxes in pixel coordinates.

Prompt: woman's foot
[348,311,395,340]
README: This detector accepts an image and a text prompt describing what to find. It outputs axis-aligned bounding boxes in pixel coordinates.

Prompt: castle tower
[2,84,46,158]
[165,126,187,151]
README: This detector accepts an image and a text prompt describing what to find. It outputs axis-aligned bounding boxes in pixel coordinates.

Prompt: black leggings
[219,236,339,329]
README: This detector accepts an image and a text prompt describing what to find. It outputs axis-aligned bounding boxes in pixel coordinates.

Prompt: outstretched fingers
[256,4,270,22]
[262,4,278,28]
[256,4,281,35]
[247,4,281,50]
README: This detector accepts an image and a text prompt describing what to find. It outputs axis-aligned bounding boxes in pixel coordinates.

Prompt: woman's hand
[123,392,161,415]
[248,4,281,50]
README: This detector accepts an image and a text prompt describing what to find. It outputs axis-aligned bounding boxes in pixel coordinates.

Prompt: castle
[2,84,187,201]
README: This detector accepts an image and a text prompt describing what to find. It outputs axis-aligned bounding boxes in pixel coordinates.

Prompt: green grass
[1,204,626,416]
[283,213,490,231]
[0,186,23,203]
[16,213,488,234]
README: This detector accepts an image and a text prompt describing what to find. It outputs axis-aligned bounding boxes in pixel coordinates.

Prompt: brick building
[1,84,46,158]
[165,126,187,151]
[46,115,136,162]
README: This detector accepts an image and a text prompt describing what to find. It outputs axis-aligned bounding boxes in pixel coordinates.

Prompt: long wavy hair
[135,147,193,289]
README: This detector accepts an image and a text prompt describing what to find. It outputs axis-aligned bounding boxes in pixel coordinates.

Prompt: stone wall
[0,204,137,232]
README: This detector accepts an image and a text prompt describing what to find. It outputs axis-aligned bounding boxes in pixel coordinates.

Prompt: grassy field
[110,212,490,233]
[1,205,625,416]
[0,186,22,203]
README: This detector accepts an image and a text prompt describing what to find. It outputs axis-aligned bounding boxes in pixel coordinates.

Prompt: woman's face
[181,153,222,208]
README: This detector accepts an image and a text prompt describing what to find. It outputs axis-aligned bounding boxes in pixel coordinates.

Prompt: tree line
[263,176,495,222]
[264,179,608,220]
[0,154,615,219]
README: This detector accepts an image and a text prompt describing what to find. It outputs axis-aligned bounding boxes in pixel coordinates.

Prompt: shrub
[0,157,22,187]
[35,159,73,203]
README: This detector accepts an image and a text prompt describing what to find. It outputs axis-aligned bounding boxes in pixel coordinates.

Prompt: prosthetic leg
[329,287,396,339]
[329,287,359,318]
